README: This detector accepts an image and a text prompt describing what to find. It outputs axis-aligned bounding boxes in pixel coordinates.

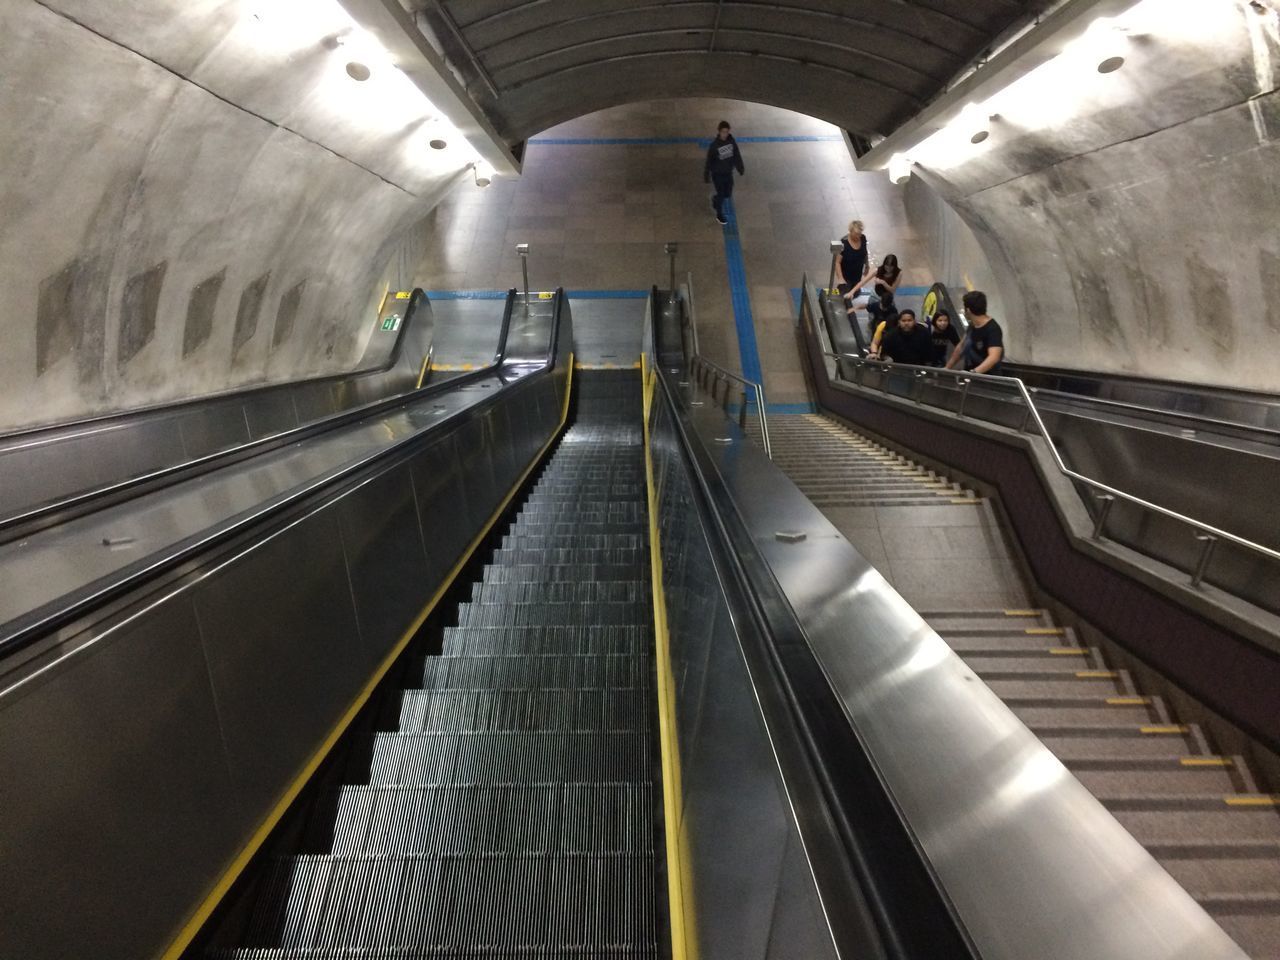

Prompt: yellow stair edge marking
[1181,757,1234,767]
[1140,725,1189,735]
[158,354,576,960]
[1076,670,1119,678]
[1026,627,1065,636]
[1225,795,1279,807]
[1105,697,1151,706]
[1049,648,1088,656]
[949,498,981,505]
[1004,609,1042,616]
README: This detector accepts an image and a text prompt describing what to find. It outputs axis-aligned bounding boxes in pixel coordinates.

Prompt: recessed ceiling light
[345,61,371,81]
[429,139,448,150]
[1097,55,1125,73]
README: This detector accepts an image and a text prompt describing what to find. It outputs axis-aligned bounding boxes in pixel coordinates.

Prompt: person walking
[704,121,745,225]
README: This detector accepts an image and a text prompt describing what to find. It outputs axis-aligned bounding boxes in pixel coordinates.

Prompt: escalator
[203,370,662,957]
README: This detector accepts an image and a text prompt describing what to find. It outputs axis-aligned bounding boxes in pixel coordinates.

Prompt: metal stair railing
[689,354,772,459]
[823,350,1280,588]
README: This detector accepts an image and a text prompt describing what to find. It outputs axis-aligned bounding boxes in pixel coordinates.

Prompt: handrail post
[516,242,530,309]
[914,369,927,403]
[756,383,772,459]
[828,240,843,294]
[1091,493,1115,540]
[957,378,972,418]
[664,241,678,303]
[1191,534,1218,588]
[855,360,865,387]
[738,385,748,429]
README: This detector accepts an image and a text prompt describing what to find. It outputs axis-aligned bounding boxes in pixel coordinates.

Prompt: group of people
[832,221,1005,375]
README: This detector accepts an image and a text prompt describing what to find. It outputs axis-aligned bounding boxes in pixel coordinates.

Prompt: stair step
[1107,799,1280,843]
[984,676,1131,698]
[1005,696,1159,725]
[1071,765,1240,795]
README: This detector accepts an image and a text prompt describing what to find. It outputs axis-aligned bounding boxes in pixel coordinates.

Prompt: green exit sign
[381,314,401,332]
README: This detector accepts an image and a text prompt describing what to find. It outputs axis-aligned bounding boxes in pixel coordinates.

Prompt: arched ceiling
[412,0,1058,142]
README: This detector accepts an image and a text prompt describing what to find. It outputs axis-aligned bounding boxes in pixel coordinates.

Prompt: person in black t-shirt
[928,309,960,367]
[877,310,933,366]
[946,291,1005,375]
[704,121,745,225]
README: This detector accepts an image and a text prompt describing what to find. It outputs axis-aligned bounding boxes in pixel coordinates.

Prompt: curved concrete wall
[903,3,1280,392]
[0,0,468,432]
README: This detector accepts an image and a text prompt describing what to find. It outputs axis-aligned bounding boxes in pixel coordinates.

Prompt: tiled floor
[411,99,934,405]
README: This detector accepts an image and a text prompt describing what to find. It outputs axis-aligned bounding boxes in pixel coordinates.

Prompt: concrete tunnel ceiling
[414,0,1061,143]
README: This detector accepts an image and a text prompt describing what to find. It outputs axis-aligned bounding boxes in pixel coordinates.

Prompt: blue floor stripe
[529,135,842,146]
[428,289,648,300]
[720,198,763,385]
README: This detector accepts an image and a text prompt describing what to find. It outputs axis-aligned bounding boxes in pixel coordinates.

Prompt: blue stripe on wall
[720,198,763,385]
[528,135,842,146]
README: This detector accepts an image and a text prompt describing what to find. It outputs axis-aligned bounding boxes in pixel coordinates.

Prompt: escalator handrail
[0,292,522,545]
[823,346,1280,566]
[0,290,567,662]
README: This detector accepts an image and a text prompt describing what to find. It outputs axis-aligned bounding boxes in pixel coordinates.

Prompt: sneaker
[716,213,728,225]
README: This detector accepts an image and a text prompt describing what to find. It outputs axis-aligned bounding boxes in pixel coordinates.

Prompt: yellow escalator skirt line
[1181,757,1234,767]
[641,353,697,960]
[1049,648,1088,656]
[157,356,575,960]
[1105,697,1151,705]
[1140,725,1189,735]
[1025,627,1065,636]
[1224,795,1279,806]
[1004,609,1041,617]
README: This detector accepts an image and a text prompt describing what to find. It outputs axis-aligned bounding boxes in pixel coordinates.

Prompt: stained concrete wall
[0,0,468,432]
[902,3,1280,391]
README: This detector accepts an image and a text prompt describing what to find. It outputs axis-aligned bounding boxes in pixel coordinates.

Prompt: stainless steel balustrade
[0,294,573,960]
[819,346,1280,595]
[675,273,772,459]
[687,354,772,459]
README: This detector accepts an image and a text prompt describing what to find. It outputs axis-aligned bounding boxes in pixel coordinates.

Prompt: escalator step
[481,563,642,583]
[395,688,650,733]
[422,654,651,690]
[323,782,654,856]
[362,731,649,785]
[456,600,650,627]
[471,580,647,604]
[492,547,646,565]
[442,625,651,656]
[232,853,656,954]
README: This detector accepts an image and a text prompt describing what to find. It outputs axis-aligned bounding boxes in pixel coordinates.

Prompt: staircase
[754,413,1280,959]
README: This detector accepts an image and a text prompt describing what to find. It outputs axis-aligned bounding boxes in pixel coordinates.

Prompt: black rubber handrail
[0,290,568,662]
[0,292,519,546]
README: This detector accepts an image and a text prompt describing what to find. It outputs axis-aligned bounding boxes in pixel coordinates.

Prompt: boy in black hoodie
[704,121,745,225]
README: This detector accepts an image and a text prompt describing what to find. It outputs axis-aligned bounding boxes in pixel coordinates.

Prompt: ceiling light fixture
[888,153,914,185]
